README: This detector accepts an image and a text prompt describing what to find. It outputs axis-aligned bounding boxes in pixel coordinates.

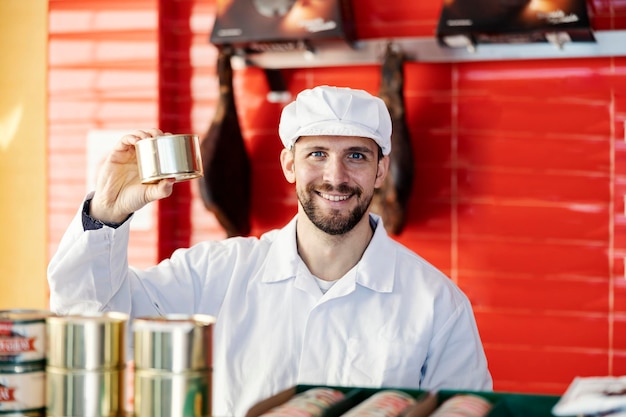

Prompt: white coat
[48,203,492,416]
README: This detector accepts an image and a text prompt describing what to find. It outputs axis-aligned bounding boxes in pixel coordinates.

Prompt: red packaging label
[0,322,13,336]
[0,387,16,402]
[0,337,36,354]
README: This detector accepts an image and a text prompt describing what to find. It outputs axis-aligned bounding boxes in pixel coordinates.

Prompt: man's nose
[323,157,349,184]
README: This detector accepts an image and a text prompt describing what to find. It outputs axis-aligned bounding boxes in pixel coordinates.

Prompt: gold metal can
[46,312,128,370]
[0,309,54,364]
[131,315,215,417]
[132,314,215,372]
[133,369,211,417]
[135,134,203,184]
[45,366,124,417]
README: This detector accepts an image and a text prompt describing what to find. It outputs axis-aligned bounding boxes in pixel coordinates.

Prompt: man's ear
[375,155,390,189]
[280,148,296,184]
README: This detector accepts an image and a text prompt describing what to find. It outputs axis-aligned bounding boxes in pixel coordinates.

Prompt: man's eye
[348,153,365,160]
[310,151,325,157]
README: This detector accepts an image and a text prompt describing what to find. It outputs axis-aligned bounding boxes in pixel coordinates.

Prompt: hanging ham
[198,45,251,237]
[370,43,414,235]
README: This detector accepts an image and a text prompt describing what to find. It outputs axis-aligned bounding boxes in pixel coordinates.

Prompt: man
[48,85,492,416]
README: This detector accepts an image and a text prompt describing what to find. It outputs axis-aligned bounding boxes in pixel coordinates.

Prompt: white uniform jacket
[48,203,492,416]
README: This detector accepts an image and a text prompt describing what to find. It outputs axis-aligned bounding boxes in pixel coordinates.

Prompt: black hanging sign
[210,0,355,53]
[436,0,595,49]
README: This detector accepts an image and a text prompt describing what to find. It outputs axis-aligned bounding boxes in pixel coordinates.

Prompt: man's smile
[318,192,351,202]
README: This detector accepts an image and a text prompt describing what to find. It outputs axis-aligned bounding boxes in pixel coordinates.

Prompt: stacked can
[259,387,346,417]
[429,394,493,417]
[0,309,52,416]
[341,390,417,417]
[45,312,128,417]
[132,314,216,417]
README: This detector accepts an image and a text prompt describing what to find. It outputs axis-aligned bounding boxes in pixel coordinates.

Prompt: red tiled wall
[48,0,626,396]
[48,0,160,267]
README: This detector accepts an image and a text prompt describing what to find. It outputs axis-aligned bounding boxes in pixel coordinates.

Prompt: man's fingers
[138,128,164,139]
[119,128,164,147]
[117,133,142,150]
[158,178,175,197]
[146,178,175,202]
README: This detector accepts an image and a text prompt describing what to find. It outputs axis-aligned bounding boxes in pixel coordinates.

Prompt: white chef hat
[278,85,392,155]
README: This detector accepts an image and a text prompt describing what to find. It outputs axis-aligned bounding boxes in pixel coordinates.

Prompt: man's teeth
[320,193,349,201]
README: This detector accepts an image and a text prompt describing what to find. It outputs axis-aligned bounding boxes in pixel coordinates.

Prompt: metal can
[132,315,216,417]
[133,369,211,417]
[46,312,128,370]
[259,387,346,417]
[0,362,46,414]
[135,134,203,184]
[46,312,129,417]
[429,394,493,417]
[132,314,215,372]
[0,310,54,364]
[341,390,417,417]
[45,366,124,417]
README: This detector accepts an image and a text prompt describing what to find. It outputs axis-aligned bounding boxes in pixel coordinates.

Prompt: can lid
[132,314,215,333]
[138,133,199,142]
[0,309,55,324]
[46,311,128,324]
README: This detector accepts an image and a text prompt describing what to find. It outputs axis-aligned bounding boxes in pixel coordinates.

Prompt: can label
[0,315,47,364]
[0,370,45,411]
[0,335,37,356]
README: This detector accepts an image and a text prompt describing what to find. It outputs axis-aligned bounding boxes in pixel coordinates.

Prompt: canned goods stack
[0,310,52,417]
[46,312,128,417]
[132,314,215,417]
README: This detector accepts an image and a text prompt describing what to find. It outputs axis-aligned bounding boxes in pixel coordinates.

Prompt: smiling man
[48,85,492,416]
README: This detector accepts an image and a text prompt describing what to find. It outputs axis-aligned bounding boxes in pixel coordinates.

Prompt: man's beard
[298,183,372,235]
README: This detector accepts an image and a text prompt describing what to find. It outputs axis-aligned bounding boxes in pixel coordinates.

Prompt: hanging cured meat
[198,45,251,237]
[370,43,414,235]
